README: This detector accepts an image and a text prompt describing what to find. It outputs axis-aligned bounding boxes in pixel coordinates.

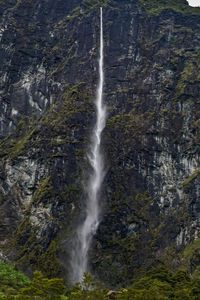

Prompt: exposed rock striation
[0,0,200,287]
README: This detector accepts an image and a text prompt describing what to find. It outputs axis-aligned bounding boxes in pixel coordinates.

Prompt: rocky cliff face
[1,0,200,287]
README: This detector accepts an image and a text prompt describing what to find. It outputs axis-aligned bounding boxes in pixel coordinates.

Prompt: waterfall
[71,7,106,283]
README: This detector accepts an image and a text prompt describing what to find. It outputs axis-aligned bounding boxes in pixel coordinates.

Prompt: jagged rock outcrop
[1,0,200,287]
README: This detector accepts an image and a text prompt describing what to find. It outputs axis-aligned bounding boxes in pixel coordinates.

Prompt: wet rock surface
[0,0,200,287]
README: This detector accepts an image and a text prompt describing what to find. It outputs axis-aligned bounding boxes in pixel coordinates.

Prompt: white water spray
[71,7,106,283]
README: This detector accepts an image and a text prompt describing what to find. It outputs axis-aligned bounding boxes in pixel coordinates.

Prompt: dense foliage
[1,263,200,299]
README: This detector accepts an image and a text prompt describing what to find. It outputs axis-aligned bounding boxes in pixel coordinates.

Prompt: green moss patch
[139,0,200,15]
[181,238,200,277]
[183,170,200,190]
[33,176,53,204]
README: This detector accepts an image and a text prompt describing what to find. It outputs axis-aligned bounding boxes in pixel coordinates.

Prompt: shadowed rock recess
[1,0,200,287]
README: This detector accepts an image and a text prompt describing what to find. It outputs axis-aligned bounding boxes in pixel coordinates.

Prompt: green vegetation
[183,170,200,190]
[182,238,200,275]
[0,82,92,160]
[0,262,30,297]
[33,176,53,204]
[116,267,200,299]
[54,0,112,32]
[16,270,65,300]
[81,0,112,9]
[6,220,65,280]
[0,82,91,280]
[139,0,200,15]
[38,240,63,279]
[66,272,109,299]
[176,56,200,97]
[0,267,66,299]
[0,117,37,159]
[2,263,200,299]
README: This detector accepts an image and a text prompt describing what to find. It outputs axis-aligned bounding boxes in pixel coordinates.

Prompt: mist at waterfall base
[70,7,106,284]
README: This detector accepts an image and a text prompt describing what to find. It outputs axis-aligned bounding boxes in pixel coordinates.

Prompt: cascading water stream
[71,7,106,283]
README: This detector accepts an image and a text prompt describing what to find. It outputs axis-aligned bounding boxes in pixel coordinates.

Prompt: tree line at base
[1,262,200,299]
